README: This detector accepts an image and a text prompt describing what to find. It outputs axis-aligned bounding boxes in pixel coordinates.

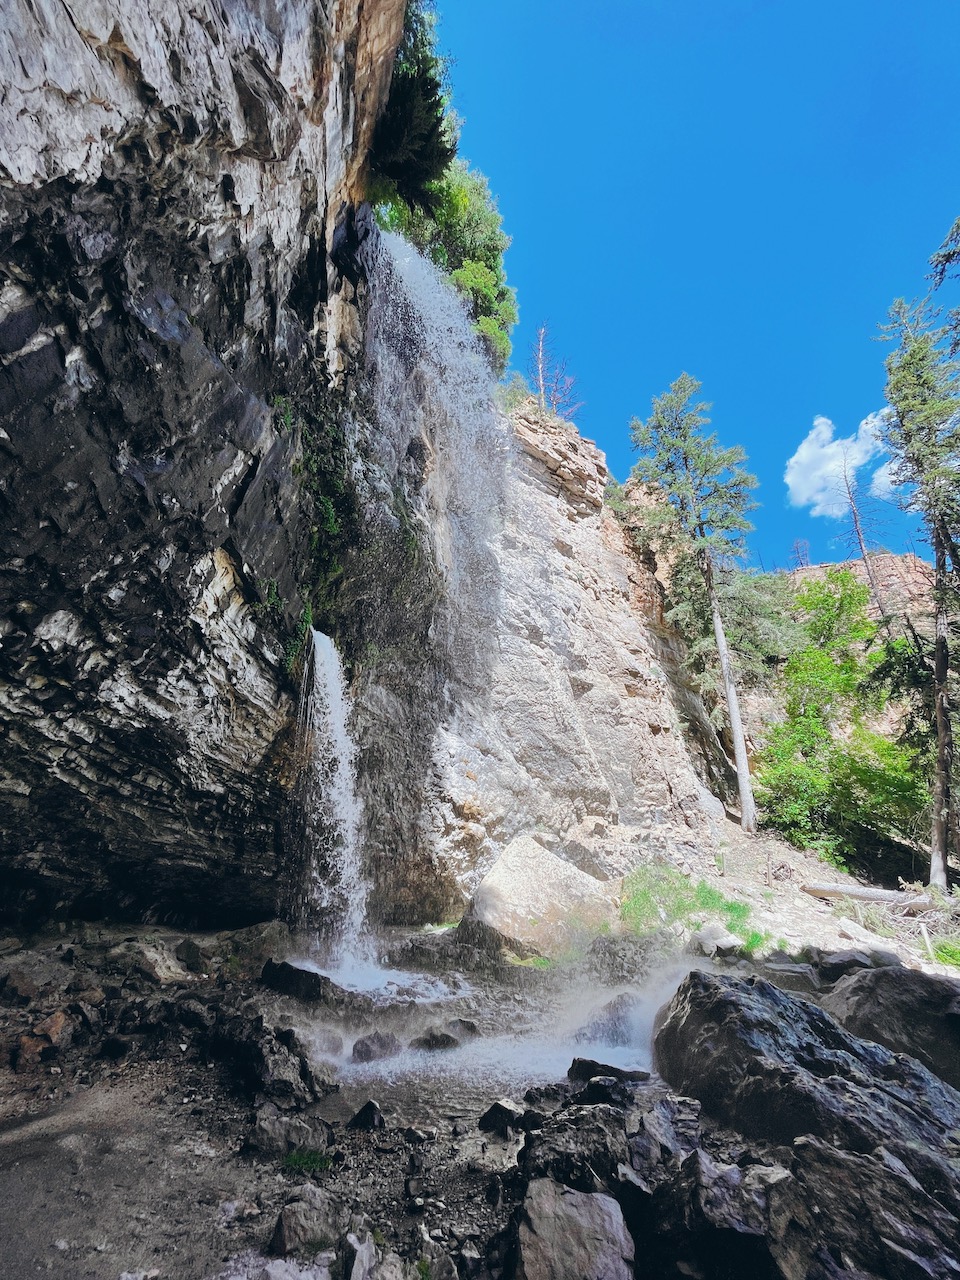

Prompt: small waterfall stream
[295,628,373,970]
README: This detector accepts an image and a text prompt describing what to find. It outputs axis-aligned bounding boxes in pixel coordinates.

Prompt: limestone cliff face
[0,0,404,924]
[429,402,720,899]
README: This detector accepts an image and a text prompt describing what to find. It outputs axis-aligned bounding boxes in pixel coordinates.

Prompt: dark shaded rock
[347,1100,385,1131]
[758,960,821,994]
[409,1028,459,1052]
[520,1106,630,1193]
[1,968,39,1005]
[0,938,23,956]
[478,1098,525,1137]
[352,1031,402,1063]
[174,938,209,973]
[821,965,960,1090]
[570,1076,635,1108]
[654,969,960,1278]
[513,1178,634,1280]
[806,945,902,985]
[567,1057,650,1084]
[260,959,340,1004]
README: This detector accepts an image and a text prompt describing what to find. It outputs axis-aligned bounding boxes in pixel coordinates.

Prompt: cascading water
[361,230,510,691]
[294,628,373,970]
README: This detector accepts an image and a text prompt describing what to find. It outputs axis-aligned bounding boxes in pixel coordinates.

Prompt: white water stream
[295,628,372,970]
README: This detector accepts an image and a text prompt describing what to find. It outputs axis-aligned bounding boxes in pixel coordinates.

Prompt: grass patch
[620,864,759,951]
[933,939,960,967]
[281,1149,333,1175]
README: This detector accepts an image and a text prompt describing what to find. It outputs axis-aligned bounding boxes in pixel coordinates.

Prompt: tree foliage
[629,373,759,831]
[368,2,455,212]
[377,143,517,372]
[756,569,927,869]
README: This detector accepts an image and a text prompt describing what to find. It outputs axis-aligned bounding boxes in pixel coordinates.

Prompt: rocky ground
[1,833,959,1280]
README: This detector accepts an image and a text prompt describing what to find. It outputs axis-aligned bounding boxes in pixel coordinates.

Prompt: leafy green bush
[756,568,927,867]
[379,159,517,373]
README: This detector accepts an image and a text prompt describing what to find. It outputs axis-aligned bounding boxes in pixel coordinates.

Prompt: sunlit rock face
[428,401,719,904]
[0,0,404,924]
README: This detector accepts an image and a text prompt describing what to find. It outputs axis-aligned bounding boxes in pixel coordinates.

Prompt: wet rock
[446,1017,479,1039]
[105,941,191,984]
[575,992,640,1047]
[567,1057,649,1084]
[221,923,293,975]
[821,965,960,1090]
[570,1076,635,1108]
[583,934,657,985]
[654,969,960,1277]
[352,1031,402,1064]
[626,1094,702,1192]
[409,1028,459,1052]
[757,959,821,994]
[513,1178,634,1280]
[269,1183,348,1257]
[478,1098,525,1138]
[347,1101,385,1132]
[260,960,342,1004]
[807,945,902,984]
[0,937,22,956]
[520,1105,630,1192]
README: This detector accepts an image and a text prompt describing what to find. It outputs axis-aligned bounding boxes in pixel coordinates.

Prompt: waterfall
[361,230,510,691]
[295,628,372,967]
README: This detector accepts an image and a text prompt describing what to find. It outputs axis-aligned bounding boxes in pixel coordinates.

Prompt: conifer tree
[881,299,960,888]
[630,373,759,832]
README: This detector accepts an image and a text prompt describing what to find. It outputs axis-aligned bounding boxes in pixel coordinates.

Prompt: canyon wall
[0,0,403,923]
[0,2,724,930]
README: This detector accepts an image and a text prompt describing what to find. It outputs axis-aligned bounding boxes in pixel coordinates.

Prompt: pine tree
[881,299,960,888]
[630,373,759,832]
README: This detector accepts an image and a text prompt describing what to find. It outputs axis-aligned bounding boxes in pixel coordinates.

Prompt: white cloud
[868,456,898,501]
[784,411,887,518]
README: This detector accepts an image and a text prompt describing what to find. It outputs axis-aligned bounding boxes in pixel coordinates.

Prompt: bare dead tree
[528,324,584,420]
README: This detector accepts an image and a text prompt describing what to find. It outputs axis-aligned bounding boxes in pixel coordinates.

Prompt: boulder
[821,965,960,1090]
[409,1028,459,1052]
[514,1179,634,1280]
[347,1100,385,1132]
[459,835,619,958]
[269,1183,347,1257]
[104,941,191,984]
[654,969,960,1277]
[575,992,641,1047]
[352,1031,402,1064]
[520,1105,630,1192]
[478,1098,525,1137]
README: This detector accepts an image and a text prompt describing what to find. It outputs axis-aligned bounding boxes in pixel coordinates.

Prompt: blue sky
[437,0,960,569]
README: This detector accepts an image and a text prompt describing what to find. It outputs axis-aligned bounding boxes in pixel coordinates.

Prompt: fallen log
[800,882,935,915]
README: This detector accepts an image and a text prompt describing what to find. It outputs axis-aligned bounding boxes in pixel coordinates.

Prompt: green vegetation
[620,863,756,947]
[933,939,960,966]
[368,1,454,211]
[372,4,517,373]
[281,1149,333,1175]
[627,373,760,831]
[756,568,927,869]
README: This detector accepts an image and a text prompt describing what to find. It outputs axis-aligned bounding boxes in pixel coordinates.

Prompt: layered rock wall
[0,0,403,923]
